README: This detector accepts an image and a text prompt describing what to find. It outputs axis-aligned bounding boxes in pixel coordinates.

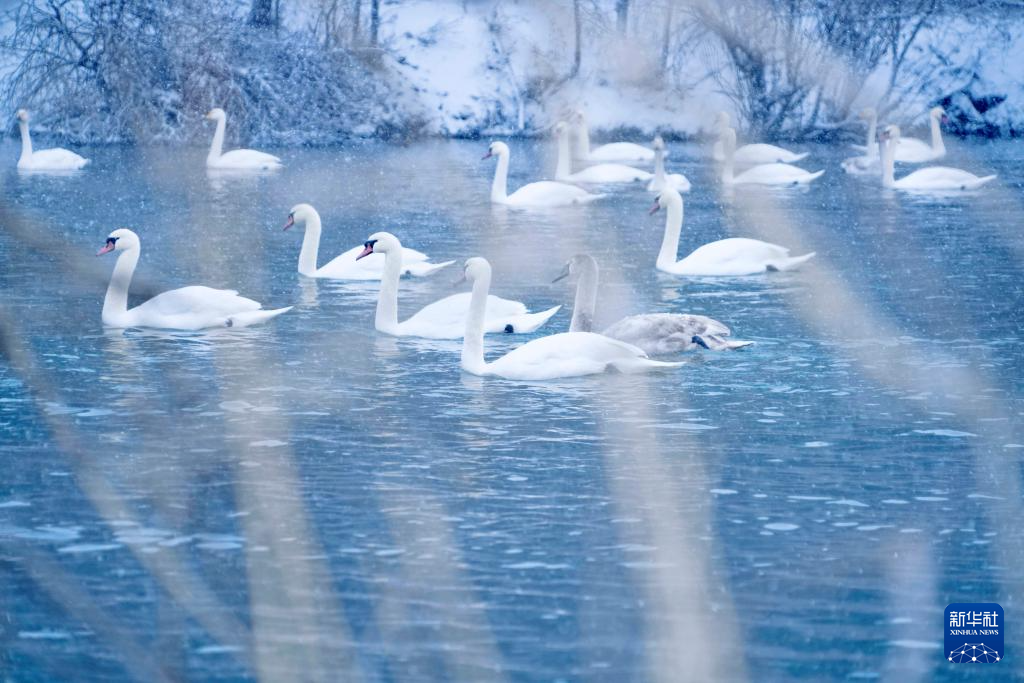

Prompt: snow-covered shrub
[1,0,418,144]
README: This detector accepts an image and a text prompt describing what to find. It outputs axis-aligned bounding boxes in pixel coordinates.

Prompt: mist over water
[1,138,1022,681]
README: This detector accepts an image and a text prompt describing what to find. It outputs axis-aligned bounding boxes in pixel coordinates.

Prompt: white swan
[878,125,995,192]
[571,111,658,164]
[880,107,947,163]
[720,127,824,186]
[15,110,89,171]
[553,122,650,184]
[841,108,880,175]
[96,229,291,329]
[647,136,691,193]
[555,254,751,354]
[459,258,681,380]
[205,108,281,170]
[360,232,559,339]
[284,204,452,280]
[652,188,815,276]
[849,107,945,163]
[848,107,878,153]
[712,112,808,165]
[485,141,604,207]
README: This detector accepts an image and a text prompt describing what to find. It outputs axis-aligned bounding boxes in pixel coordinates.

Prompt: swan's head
[650,188,683,215]
[930,106,948,124]
[15,109,28,122]
[553,254,598,283]
[482,141,509,160]
[715,111,730,127]
[859,107,876,120]
[97,228,139,256]
[572,110,587,125]
[205,108,226,121]
[284,203,318,231]
[879,124,901,143]
[462,257,491,284]
[652,135,666,150]
[356,231,400,260]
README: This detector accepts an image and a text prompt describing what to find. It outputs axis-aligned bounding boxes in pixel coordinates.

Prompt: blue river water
[0,136,1022,681]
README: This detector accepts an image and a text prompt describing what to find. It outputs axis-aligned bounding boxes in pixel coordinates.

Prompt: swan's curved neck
[461,271,491,374]
[721,130,736,182]
[865,114,877,157]
[208,116,226,161]
[657,198,684,270]
[18,121,32,162]
[930,115,945,154]
[297,214,321,276]
[555,129,571,180]
[491,152,510,203]
[574,119,591,158]
[879,135,896,187]
[569,260,598,333]
[653,145,666,185]
[375,248,403,334]
[103,248,139,324]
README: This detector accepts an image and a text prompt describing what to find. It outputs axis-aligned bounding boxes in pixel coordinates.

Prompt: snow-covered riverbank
[3,0,1023,144]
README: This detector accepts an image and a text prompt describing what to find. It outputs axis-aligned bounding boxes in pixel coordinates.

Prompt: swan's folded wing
[408,293,528,329]
[318,246,439,279]
[669,173,691,192]
[216,149,282,168]
[400,247,430,263]
[734,163,819,185]
[734,143,803,165]
[487,333,624,379]
[404,260,454,277]
[486,305,560,334]
[901,167,985,186]
[26,148,89,169]
[589,142,656,163]
[509,181,598,206]
[489,332,681,380]
[686,237,791,265]
[604,313,731,354]
[316,246,380,279]
[569,164,651,183]
[137,286,261,317]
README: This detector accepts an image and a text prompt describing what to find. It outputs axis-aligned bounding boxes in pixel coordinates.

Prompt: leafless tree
[571,0,582,78]
[369,0,380,47]
[690,0,989,138]
[353,0,362,44]
[615,0,629,35]
[248,0,279,29]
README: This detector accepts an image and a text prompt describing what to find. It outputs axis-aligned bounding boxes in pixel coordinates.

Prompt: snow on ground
[384,0,731,138]
[378,0,1024,139]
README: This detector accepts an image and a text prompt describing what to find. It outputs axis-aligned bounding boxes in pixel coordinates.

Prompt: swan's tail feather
[693,334,753,351]
[405,260,455,277]
[768,252,815,272]
[503,305,561,334]
[575,193,608,204]
[800,170,825,183]
[971,175,997,189]
[788,152,810,163]
[226,306,292,328]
